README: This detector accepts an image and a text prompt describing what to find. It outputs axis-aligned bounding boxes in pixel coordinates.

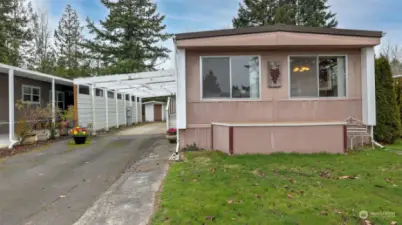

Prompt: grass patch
[152,147,402,224]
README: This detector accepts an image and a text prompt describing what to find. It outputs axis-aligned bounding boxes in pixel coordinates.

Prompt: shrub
[374,56,401,144]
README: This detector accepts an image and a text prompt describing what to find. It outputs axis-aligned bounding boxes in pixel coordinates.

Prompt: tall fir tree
[54,4,84,78]
[0,0,33,66]
[85,0,171,74]
[233,0,337,28]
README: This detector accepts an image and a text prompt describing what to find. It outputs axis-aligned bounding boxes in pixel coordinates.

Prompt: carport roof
[0,63,73,86]
[73,69,176,98]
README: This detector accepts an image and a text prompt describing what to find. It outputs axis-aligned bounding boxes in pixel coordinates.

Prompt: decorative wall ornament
[268,61,281,88]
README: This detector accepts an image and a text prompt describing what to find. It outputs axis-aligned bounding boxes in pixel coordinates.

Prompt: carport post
[129,94,133,125]
[91,84,96,135]
[115,89,119,128]
[124,94,127,126]
[8,69,15,145]
[134,96,138,123]
[104,88,109,131]
[139,97,142,122]
[51,78,55,125]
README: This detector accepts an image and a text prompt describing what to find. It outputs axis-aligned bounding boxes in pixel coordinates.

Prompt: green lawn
[152,144,402,225]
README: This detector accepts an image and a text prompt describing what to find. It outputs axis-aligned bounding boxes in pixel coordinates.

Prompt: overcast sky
[32,0,401,69]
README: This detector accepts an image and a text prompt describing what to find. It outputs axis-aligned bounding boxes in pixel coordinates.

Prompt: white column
[51,78,55,125]
[337,57,346,97]
[115,90,119,128]
[8,69,15,143]
[123,94,127,126]
[91,85,96,134]
[134,96,138,123]
[105,89,109,131]
[361,47,376,125]
[176,48,187,129]
[129,94,133,125]
[139,97,143,122]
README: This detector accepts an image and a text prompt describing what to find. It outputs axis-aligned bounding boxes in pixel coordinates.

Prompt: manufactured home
[173,24,382,154]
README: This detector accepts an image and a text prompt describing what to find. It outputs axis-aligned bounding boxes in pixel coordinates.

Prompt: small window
[117,94,122,99]
[131,96,135,102]
[290,56,346,98]
[79,86,90,95]
[125,94,129,101]
[95,89,104,97]
[22,85,41,104]
[137,97,140,101]
[107,91,114,99]
[201,56,260,99]
[48,91,65,109]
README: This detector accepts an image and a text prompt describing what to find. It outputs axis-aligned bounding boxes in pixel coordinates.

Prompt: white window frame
[22,84,41,104]
[288,54,348,100]
[200,55,262,101]
[48,90,65,109]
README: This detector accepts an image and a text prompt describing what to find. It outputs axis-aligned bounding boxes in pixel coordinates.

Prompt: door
[154,104,162,121]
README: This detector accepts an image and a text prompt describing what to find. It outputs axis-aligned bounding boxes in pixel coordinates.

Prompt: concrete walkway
[0,123,173,225]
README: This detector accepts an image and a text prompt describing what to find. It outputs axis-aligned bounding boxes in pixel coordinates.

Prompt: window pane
[32,95,40,102]
[290,57,318,97]
[79,86,90,95]
[319,56,346,97]
[107,91,114,98]
[23,94,30,101]
[231,56,260,98]
[32,88,39,95]
[117,94,122,99]
[58,92,64,100]
[125,94,129,101]
[202,57,230,98]
[95,89,103,97]
[23,86,30,94]
[131,96,135,102]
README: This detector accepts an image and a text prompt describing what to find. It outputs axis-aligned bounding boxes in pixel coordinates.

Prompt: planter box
[73,136,87,145]
[166,134,177,143]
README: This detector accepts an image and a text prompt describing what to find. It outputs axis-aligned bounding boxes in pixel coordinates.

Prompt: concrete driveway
[0,123,173,225]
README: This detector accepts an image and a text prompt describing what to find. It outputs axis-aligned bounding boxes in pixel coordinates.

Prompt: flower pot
[73,136,87,144]
[166,134,177,143]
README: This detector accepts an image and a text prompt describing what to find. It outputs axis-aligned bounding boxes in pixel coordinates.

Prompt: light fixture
[293,67,300,72]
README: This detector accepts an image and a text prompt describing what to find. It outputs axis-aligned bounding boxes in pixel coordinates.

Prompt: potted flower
[166,128,177,143]
[69,126,88,144]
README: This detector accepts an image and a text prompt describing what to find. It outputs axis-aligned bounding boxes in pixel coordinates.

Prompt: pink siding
[179,128,211,150]
[212,125,229,154]
[232,125,344,154]
[177,32,380,48]
[186,49,362,125]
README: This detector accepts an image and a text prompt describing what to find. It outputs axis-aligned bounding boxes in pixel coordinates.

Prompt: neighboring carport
[73,69,176,133]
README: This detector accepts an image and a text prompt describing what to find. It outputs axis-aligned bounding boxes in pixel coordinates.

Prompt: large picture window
[201,56,260,99]
[22,85,40,104]
[290,56,346,98]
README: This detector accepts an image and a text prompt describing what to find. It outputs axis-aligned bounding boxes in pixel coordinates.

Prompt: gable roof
[175,24,383,40]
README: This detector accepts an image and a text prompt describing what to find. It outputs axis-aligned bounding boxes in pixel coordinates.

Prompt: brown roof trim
[175,24,383,40]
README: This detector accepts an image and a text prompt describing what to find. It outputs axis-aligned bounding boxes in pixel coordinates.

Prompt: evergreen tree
[85,0,171,74]
[0,0,33,66]
[233,0,337,28]
[374,56,401,144]
[54,4,84,78]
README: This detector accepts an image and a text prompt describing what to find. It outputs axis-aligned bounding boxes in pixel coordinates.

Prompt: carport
[73,69,177,133]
